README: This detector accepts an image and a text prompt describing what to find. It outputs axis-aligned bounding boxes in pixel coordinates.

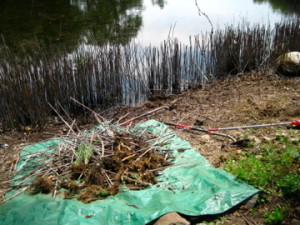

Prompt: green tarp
[0,120,259,225]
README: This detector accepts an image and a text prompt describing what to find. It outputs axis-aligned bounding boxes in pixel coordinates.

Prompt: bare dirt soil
[0,68,299,224]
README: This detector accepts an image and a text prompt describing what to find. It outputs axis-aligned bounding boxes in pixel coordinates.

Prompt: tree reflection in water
[0,0,146,52]
[253,0,300,15]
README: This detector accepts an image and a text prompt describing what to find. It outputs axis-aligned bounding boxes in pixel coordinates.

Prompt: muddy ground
[0,68,299,224]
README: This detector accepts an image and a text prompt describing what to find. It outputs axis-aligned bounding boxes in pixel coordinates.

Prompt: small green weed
[276,172,300,196]
[93,189,110,198]
[275,133,289,144]
[264,207,284,225]
[249,208,257,215]
[99,189,110,197]
[225,156,271,191]
[223,133,300,196]
[75,143,94,165]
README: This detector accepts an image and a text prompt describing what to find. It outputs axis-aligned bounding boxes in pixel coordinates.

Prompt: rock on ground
[245,194,259,209]
[154,212,190,225]
[276,51,300,76]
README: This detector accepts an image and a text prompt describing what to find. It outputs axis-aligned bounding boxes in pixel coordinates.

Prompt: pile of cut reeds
[2,121,172,204]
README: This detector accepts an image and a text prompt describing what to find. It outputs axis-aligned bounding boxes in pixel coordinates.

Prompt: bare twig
[119,106,169,126]
[116,112,130,124]
[102,169,113,186]
[48,103,75,134]
[123,176,151,187]
[100,139,105,157]
[70,97,106,123]
[163,122,236,142]
[57,102,81,132]
[241,214,257,225]
[209,132,236,142]
[52,179,59,199]
[0,187,28,204]
[194,0,214,33]
[121,154,137,162]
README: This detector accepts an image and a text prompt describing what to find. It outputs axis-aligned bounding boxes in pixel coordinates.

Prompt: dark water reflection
[254,0,300,15]
[0,0,145,52]
[0,0,298,52]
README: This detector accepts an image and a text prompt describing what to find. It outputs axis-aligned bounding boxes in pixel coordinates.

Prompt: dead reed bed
[0,19,299,130]
[211,19,300,76]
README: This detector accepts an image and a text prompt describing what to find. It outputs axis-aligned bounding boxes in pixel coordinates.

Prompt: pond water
[137,0,285,46]
[0,0,299,129]
[0,0,298,51]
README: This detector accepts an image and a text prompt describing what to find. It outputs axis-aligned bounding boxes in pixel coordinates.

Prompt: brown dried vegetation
[25,129,171,204]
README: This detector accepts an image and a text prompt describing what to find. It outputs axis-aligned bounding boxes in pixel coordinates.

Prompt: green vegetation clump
[223,131,300,195]
[75,143,94,165]
[223,130,300,224]
[276,172,300,196]
[264,207,284,225]
[99,189,110,197]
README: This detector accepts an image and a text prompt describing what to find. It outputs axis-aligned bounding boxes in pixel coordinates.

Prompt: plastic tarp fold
[0,120,259,225]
